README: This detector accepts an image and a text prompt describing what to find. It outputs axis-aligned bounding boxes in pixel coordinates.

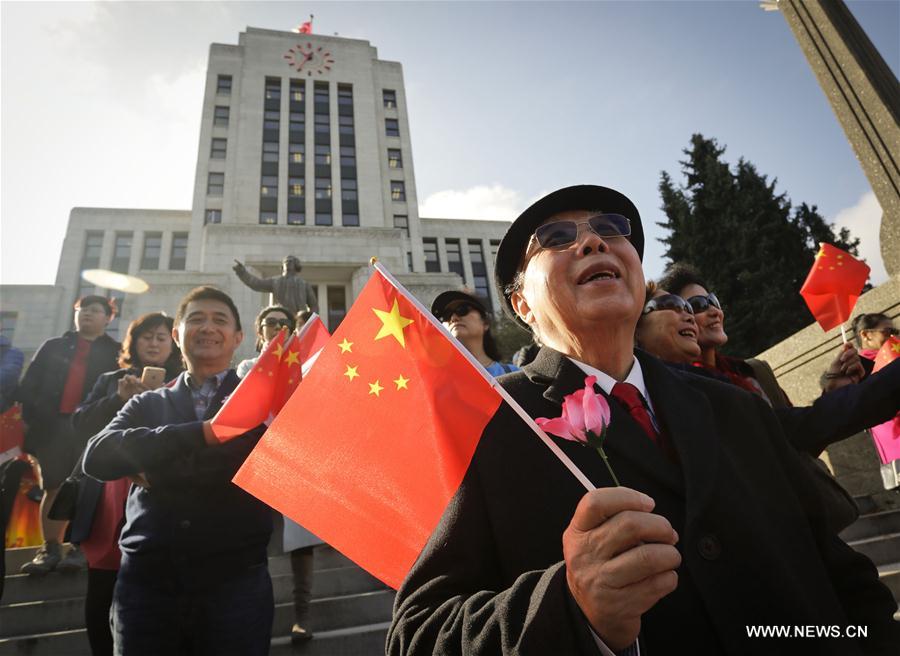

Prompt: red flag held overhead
[799,243,869,332]
[233,267,503,588]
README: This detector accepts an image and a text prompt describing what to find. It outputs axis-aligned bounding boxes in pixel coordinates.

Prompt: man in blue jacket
[84,286,273,656]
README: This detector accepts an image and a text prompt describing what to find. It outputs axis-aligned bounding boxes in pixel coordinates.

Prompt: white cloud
[830,191,889,285]
[419,184,532,221]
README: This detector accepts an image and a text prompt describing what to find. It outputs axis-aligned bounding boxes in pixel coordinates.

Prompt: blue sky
[2,0,897,286]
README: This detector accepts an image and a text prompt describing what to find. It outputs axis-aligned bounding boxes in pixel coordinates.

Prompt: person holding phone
[70,312,182,656]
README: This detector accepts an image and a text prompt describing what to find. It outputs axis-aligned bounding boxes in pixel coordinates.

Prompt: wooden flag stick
[371,258,596,492]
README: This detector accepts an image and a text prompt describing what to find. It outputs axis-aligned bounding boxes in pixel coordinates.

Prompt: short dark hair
[254,305,296,351]
[74,294,116,317]
[175,286,241,331]
[119,312,183,376]
[851,312,892,347]
[658,263,709,298]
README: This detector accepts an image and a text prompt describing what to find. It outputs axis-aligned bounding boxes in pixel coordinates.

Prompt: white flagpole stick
[840,323,848,345]
[372,258,596,493]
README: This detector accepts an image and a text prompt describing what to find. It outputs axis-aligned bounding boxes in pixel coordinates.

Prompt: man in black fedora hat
[387,185,898,655]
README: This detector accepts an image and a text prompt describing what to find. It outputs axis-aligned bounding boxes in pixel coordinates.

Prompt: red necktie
[610,382,678,463]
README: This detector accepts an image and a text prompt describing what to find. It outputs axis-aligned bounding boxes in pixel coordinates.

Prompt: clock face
[283,43,335,76]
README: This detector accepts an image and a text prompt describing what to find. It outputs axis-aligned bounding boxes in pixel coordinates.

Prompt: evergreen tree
[658,134,861,356]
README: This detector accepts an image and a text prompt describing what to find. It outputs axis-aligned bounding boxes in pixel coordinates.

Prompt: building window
[265,77,281,100]
[141,232,162,269]
[314,113,329,134]
[0,312,17,343]
[342,213,359,227]
[210,138,226,159]
[289,143,305,164]
[208,172,224,195]
[490,239,500,260]
[205,209,222,225]
[407,252,413,272]
[423,238,440,272]
[289,178,304,197]
[287,212,305,225]
[111,233,132,273]
[263,110,280,130]
[393,214,409,238]
[289,112,305,136]
[314,82,329,105]
[213,106,229,127]
[290,79,305,103]
[385,118,400,137]
[446,239,464,278]
[391,180,406,201]
[341,179,357,201]
[469,240,490,301]
[170,232,188,270]
[338,115,354,135]
[216,75,232,95]
[105,291,126,339]
[383,89,397,108]
[327,285,347,329]
[337,84,353,106]
[262,141,279,163]
[260,175,278,197]
[259,211,277,225]
[388,149,402,169]
[81,231,104,269]
[315,178,332,199]
[339,146,356,167]
[314,145,331,166]
[315,212,332,226]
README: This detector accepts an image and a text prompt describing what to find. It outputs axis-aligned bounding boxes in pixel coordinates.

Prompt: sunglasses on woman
[643,294,695,316]
[685,292,721,314]
[438,303,480,323]
[531,213,632,250]
[262,317,292,328]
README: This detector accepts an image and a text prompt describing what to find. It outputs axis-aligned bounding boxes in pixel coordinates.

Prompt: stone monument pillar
[775,0,900,275]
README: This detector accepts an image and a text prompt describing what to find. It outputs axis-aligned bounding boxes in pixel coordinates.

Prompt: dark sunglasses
[532,213,632,250]
[262,317,292,328]
[438,303,481,323]
[643,294,695,316]
[685,292,721,314]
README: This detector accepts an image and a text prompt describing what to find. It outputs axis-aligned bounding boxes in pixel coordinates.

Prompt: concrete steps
[841,506,900,613]
[1,544,394,655]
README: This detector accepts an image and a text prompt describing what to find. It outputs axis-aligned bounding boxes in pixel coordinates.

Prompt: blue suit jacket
[83,370,272,577]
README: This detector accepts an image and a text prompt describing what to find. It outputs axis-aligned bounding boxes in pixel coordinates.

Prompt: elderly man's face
[511,209,645,342]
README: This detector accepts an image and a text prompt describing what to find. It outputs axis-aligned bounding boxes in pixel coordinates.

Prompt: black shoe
[26,484,43,503]
[291,624,314,644]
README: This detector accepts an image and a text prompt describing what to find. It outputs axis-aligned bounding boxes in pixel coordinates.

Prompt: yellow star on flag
[338,338,353,353]
[272,342,285,360]
[393,374,409,390]
[284,351,300,366]
[892,342,900,354]
[344,365,359,381]
[373,300,414,348]
[815,247,826,259]
[368,380,384,396]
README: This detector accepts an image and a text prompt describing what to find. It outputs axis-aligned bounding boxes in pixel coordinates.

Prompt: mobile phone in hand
[141,366,166,389]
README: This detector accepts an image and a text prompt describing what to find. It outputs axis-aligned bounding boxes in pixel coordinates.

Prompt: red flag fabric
[295,314,330,371]
[0,405,25,463]
[297,20,313,34]
[799,243,870,332]
[210,329,288,442]
[873,336,900,373]
[233,269,503,588]
[270,315,331,415]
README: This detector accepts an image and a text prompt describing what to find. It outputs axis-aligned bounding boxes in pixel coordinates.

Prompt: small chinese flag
[295,314,331,373]
[295,15,313,34]
[873,336,900,373]
[271,316,331,415]
[800,243,870,332]
[0,405,25,463]
[233,268,503,588]
[210,328,288,442]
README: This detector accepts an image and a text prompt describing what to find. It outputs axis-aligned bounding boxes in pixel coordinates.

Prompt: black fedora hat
[494,184,643,325]
[431,289,489,320]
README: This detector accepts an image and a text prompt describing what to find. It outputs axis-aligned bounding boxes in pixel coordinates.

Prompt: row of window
[80,230,188,274]
[422,238,500,301]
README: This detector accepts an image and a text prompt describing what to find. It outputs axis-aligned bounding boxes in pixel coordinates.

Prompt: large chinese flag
[209,329,288,442]
[873,336,900,373]
[800,243,870,332]
[233,269,503,588]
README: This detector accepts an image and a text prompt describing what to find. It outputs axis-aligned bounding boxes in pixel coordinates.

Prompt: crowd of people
[0,183,897,656]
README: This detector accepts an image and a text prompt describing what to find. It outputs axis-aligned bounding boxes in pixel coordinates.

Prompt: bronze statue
[232,256,319,316]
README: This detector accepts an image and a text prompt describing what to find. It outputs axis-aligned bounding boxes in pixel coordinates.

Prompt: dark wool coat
[387,347,898,656]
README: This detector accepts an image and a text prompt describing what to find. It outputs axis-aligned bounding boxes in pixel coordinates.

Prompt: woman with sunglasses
[236,305,296,378]
[852,313,900,490]
[634,283,700,365]
[431,290,518,377]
